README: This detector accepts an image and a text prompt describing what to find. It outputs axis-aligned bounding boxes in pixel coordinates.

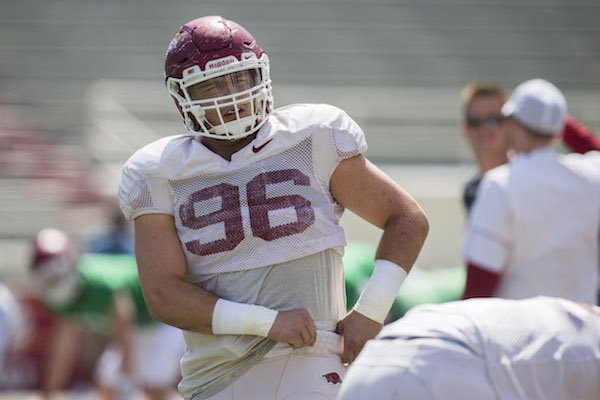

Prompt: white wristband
[211,298,279,337]
[352,259,407,324]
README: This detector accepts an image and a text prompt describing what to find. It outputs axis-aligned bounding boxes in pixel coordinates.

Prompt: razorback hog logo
[322,372,342,385]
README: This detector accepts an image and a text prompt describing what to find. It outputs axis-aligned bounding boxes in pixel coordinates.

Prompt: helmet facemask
[30,228,81,307]
[167,53,273,141]
[37,262,81,307]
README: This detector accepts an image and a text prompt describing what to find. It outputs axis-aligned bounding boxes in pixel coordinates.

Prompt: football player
[461,79,600,302]
[30,228,184,400]
[338,296,600,400]
[118,15,429,400]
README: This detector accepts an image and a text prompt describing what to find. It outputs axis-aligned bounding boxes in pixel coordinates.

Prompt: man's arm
[462,261,502,299]
[134,214,316,347]
[133,214,217,333]
[331,155,429,363]
[561,116,600,154]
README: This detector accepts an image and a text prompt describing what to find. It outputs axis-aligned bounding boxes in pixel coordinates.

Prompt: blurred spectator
[86,203,134,255]
[459,82,510,214]
[30,228,184,400]
[459,81,600,215]
[459,80,600,303]
[461,79,600,303]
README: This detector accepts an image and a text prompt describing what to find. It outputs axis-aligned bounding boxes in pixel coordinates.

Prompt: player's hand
[336,310,382,364]
[267,308,316,348]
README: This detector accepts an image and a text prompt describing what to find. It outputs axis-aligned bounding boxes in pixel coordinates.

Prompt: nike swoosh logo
[252,138,273,153]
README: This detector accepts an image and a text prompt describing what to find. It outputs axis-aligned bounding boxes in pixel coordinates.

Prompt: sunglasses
[466,115,505,128]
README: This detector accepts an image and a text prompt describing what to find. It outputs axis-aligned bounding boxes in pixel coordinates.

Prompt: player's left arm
[331,154,429,363]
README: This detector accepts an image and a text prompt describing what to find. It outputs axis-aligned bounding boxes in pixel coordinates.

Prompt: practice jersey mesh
[119,103,365,398]
[376,296,600,399]
[179,249,347,400]
[119,103,367,282]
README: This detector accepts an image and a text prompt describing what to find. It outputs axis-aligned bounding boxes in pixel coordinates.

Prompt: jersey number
[179,169,315,256]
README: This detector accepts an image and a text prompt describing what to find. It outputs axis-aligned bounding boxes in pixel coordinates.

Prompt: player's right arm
[134,213,316,347]
[133,213,217,333]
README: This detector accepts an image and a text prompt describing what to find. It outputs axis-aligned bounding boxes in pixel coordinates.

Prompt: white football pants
[207,331,346,400]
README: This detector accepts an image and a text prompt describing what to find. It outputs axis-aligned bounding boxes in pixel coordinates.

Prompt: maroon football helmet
[164,16,273,140]
[30,228,80,305]
[31,228,75,271]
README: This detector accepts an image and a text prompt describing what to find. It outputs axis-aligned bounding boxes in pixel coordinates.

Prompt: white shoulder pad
[298,104,368,181]
[118,135,182,221]
[273,103,367,158]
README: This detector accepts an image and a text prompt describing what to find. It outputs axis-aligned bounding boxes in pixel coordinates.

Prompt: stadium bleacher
[0,0,599,275]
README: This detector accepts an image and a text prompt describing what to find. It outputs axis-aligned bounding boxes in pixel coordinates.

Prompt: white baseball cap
[501,78,567,135]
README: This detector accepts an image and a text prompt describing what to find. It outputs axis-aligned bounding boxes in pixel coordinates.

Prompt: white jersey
[119,103,364,399]
[375,296,600,399]
[462,148,600,303]
[178,250,346,400]
[119,103,367,282]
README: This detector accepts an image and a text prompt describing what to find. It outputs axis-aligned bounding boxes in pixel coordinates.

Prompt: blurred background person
[459,82,510,214]
[338,296,600,400]
[0,282,26,380]
[459,80,600,303]
[461,79,600,303]
[30,228,184,400]
[85,202,135,255]
[459,81,600,215]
